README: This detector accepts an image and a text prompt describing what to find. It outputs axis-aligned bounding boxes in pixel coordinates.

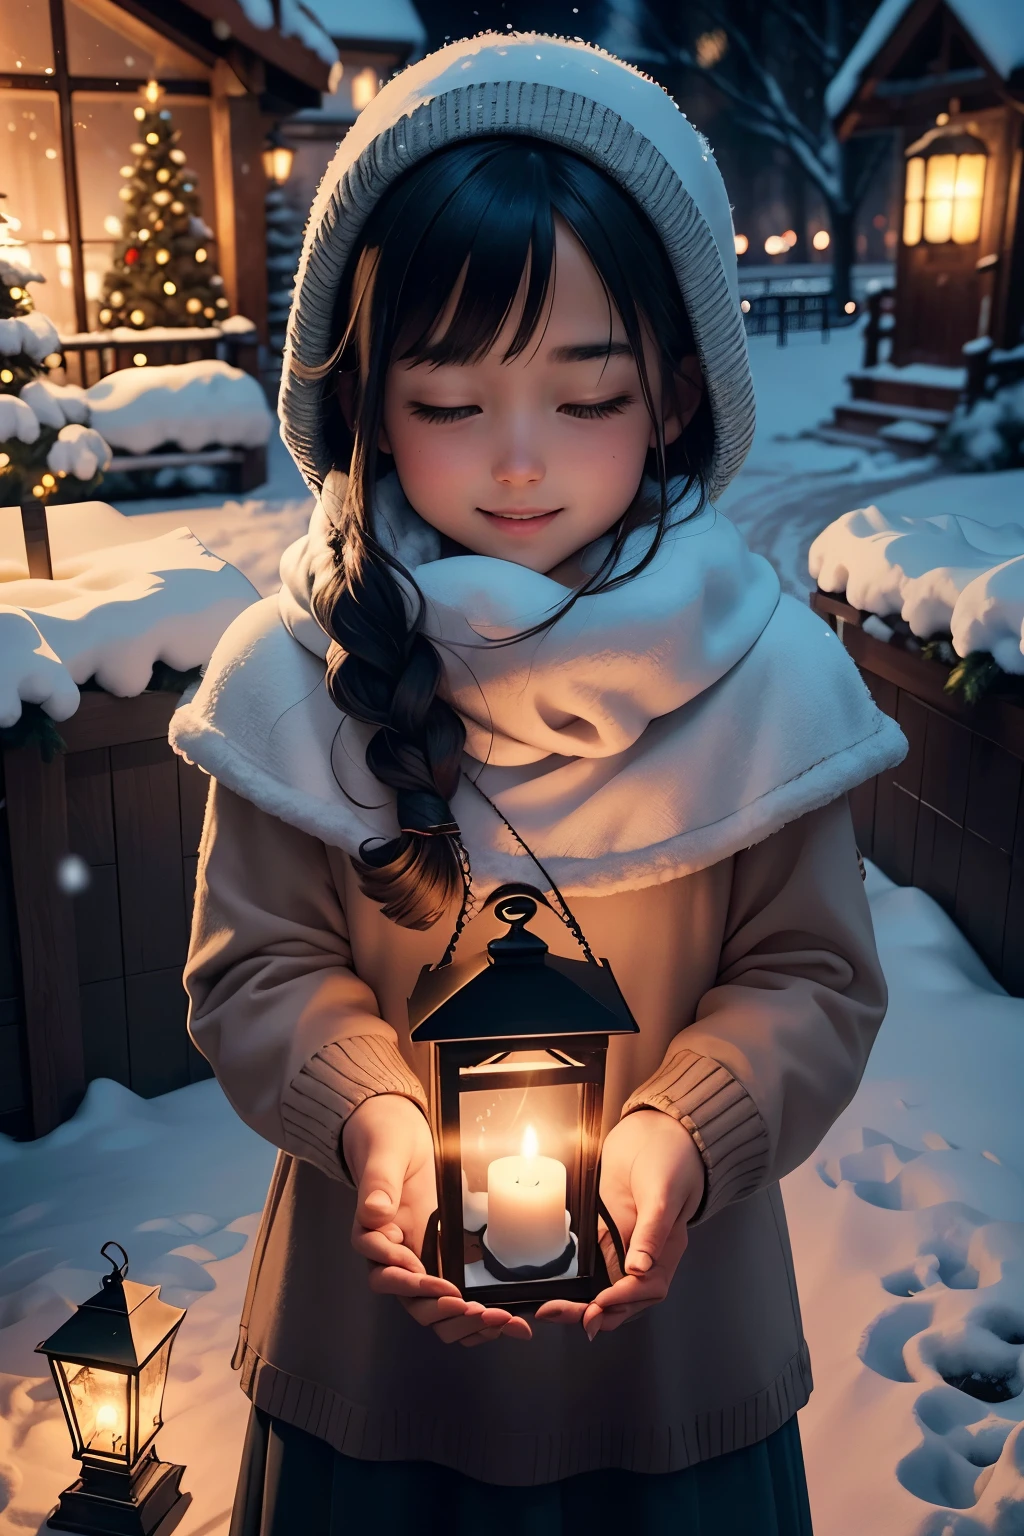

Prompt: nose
[492,425,545,489]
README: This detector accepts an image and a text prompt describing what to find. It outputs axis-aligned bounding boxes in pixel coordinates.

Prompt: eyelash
[408,396,634,424]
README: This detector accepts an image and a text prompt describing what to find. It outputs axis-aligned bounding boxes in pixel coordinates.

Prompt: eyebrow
[547,341,635,363]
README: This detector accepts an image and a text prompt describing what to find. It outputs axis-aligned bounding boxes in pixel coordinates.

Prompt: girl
[174,32,905,1536]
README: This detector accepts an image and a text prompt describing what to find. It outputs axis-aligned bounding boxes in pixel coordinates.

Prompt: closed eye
[559,395,635,419]
[408,402,481,423]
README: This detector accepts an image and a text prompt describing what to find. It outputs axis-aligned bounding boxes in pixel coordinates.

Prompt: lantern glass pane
[951,154,985,244]
[925,154,957,202]
[903,198,923,246]
[904,156,925,202]
[457,1075,580,1253]
[137,1339,172,1454]
[61,1361,132,1462]
[923,196,953,244]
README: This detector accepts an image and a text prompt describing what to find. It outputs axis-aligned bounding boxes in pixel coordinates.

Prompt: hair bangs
[395,152,558,371]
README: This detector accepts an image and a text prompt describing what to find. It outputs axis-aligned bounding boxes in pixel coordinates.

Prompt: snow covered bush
[810,501,1024,699]
[0,207,113,505]
[943,361,1024,471]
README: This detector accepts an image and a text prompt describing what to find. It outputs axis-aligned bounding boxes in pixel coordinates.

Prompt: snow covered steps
[818,363,963,458]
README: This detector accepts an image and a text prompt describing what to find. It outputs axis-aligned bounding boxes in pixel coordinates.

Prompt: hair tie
[401,821,460,837]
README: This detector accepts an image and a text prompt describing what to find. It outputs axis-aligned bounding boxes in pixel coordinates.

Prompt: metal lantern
[262,132,295,187]
[36,1242,188,1536]
[410,886,639,1307]
[903,124,988,247]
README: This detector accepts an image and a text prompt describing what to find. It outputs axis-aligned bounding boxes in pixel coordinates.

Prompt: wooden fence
[0,691,211,1141]
[812,591,1024,995]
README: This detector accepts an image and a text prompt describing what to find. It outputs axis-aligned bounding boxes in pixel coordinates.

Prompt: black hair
[303,136,715,931]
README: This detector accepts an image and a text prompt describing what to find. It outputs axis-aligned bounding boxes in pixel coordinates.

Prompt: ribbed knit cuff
[280,1036,429,1186]
[621,1049,770,1223]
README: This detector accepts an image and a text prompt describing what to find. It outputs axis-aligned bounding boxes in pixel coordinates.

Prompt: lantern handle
[434,774,598,968]
[100,1241,129,1284]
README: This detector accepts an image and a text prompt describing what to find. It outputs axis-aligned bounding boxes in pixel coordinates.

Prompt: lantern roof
[37,1263,185,1372]
[409,891,639,1044]
[905,123,988,157]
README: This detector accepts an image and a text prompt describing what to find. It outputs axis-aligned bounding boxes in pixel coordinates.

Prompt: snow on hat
[280,32,755,502]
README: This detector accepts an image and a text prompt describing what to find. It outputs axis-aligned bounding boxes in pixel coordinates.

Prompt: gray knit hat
[280,33,755,502]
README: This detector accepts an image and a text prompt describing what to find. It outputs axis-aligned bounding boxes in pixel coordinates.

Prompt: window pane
[0,0,54,73]
[904,156,925,203]
[923,197,953,244]
[902,198,923,247]
[924,153,957,203]
[0,93,67,242]
[66,0,207,79]
[61,1362,132,1461]
[73,93,217,242]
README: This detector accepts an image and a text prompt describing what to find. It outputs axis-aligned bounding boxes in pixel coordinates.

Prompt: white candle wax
[485,1126,569,1270]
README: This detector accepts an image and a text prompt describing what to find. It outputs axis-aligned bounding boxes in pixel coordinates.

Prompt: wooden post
[4,745,85,1134]
[20,500,53,579]
[211,60,269,346]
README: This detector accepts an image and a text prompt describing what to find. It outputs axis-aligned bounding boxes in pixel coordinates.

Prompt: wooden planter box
[0,691,212,1141]
[812,591,1024,995]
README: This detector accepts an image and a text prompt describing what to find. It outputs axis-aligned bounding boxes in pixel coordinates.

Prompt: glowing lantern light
[36,1243,187,1536]
[812,229,830,251]
[351,67,379,113]
[262,134,295,186]
[733,232,749,256]
[409,886,638,1305]
[903,125,987,247]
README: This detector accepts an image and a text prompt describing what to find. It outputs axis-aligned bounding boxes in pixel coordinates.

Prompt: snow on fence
[810,589,1024,995]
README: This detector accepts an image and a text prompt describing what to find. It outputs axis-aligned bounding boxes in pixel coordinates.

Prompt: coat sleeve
[184,779,427,1183]
[621,795,886,1222]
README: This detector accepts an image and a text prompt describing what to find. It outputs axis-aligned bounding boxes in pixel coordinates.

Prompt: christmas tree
[99,87,229,331]
[0,195,110,509]
[265,184,303,377]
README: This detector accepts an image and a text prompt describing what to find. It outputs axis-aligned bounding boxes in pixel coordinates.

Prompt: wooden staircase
[820,363,965,455]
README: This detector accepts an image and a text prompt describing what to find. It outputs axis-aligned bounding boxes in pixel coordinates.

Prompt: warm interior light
[812,229,830,251]
[351,67,378,113]
[144,78,162,105]
[133,352,147,365]
[522,1124,539,1159]
[904,147,985,247]
[262,142,295,185]
[952,154,985,243]
[733,232,749,256]
[95,1403,119,1430]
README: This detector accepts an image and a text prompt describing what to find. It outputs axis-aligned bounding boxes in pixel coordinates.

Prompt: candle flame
[95,1402,119,1431]
[521,1124,538,1159]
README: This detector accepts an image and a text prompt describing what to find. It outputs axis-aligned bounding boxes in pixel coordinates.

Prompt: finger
[534,1299,588,1326]
[403,1295,481,1328]
[586,1304,640,1337]
[623,1190,677,1278]
[589,1271,668,1314]
[433,1308,514,1345]
[352,1226,425,1275]
[356,1149,407,1231]
[368,1265,461,1300]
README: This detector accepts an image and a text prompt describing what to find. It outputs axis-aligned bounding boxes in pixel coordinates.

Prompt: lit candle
[485,1125,569,1269]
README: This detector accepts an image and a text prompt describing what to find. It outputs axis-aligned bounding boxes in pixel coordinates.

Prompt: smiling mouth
[478,507,562,523]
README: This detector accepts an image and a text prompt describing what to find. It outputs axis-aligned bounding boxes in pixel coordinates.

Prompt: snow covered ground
[2,865,1022,1535]
[719,323,939,596]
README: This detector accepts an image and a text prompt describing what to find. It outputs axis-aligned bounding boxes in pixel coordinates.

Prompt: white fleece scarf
[171,472,906,897]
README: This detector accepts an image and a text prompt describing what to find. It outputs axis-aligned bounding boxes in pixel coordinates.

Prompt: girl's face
[379,217,702,576]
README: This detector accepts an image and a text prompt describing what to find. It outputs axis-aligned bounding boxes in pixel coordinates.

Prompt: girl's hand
[535,1108,705,1338]
[343,1094,532,1346]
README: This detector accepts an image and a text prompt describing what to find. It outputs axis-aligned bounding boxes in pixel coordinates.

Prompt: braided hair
[306,138,715,930]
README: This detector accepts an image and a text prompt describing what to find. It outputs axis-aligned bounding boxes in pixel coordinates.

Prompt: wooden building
[824,0,1024,447]
[280,0,426,222]
[0,0,340,343]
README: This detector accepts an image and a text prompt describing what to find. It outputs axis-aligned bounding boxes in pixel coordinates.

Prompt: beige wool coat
[184,780,886,1486]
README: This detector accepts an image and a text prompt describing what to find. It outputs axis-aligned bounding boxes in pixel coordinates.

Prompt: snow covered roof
[301,0,426,52]
[826,0,1024,122]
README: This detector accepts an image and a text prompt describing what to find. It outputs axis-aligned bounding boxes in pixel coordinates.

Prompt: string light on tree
[99,80,225,330]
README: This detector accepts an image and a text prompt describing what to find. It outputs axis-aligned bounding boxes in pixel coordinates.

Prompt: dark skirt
[230,1406,814,1536]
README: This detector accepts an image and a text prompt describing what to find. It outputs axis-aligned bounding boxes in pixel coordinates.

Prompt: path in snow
[3,868,1024,1535]
[718,325,940,597]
